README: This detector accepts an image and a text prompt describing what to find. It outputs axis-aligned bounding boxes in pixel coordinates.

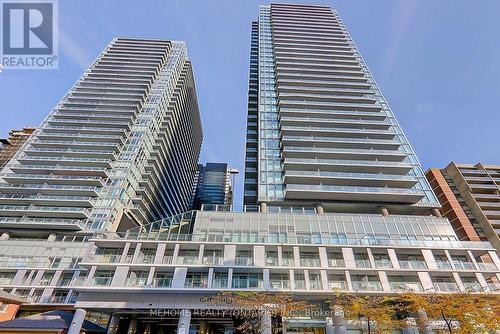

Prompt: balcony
[94,254,121,263]
[389,282,422,292]
[203,257,223,266]
[399,260,427,270]
[374,259,392,269]
[92,277,113,286]
[329,258,345,267]
[177,256,199,265]
[452,262,476,270]
[270,280,291,290]
[355,259,371,268]
[285,184,425,204]
[433,282,459,292]
[153,277,172,288]
[235,257,254,266]
[300,258,321,267]
[212,278,228,289]
[352,281,382,291]
[436,261,452,270]
[476,262,497,271]
[328,281,347,290]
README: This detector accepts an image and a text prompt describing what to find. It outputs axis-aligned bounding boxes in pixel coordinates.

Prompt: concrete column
[132,243,142,263]
[261,312,272,334]
[67,309,86,334]
[366,248,376,268]
[277,246,283,266]
[120,243,131,263]
[487,251,500,269]
[332,306,347,334]
[263,269,270,289]
[47,233,57,241]
[198,244,205,264]
[84,266,97,285]
[417,272,434,291]
[172,244,180,263]
[421,249,437,270]
[146,267,155,287]
[260,202,268,213]
[223,245,236,266]
[432,208,442,218]
[289,269,295,289]
[318,247,329,268]
[387,249,400,269]
[304,270,310,290]
[378,271,391,292]
[154,243,166,264]
[475,272,489,290]
[0,232,10,240]
[293,247,301,267]
[227,268,233,289]
[345,271,353,291]
[107,314,120,334]
[254,245,266,267]
[467,250,479,269]
[177,309,192,334]
[452,272,465,291]
[172,268,188,289]
[380,207,389,216]
[12,270,27,285]
[341,248,355,269]
[315,204,324,214]
[207,268,214,288]
[320,270,329,291]
[111,266,129,287]
[127,319,137,334]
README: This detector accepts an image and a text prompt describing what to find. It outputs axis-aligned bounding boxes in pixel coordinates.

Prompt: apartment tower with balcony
[0,38,203,235]
[426,162,500,251]
[191,163,238,210]
[244,3,439,217]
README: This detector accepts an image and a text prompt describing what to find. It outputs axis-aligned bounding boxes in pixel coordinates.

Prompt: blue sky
[1,0,500,207]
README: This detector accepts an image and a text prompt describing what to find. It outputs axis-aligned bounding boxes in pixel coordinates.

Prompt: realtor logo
[1,0,58,69]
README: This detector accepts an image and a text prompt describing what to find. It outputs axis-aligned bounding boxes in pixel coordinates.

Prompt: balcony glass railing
[374,260,392,268]
[389,282,422,292]
[355,259,371,268]
[211,278,228,289]
[153,277,172,288]
[235,257,253,266]
[270,280,291,290]
[203,257,223,266]
[433,282,459,292]
[329,258,345,267]
[281,258,294,266]
[436,261,452,270]
[177,256,198,265]
[294,280,306,289]
[462,282,482,291]
[352,281,382,291]
[452,262,476,270]
[300,258,321,267]
[399,260,427,269]
[477,262,497,270]
[328,281,347,290]
[266,258,278,266]
[92,277,112,286]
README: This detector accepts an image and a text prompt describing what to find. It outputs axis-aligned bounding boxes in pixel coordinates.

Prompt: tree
[209,291,311,334]
[400,291,500,334]
[330,292,404,334]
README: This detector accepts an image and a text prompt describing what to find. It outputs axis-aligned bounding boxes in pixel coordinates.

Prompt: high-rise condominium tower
[191,163,238,210]
[0,38,202,233]
[244,3,439,216]
[426,163,500,250]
